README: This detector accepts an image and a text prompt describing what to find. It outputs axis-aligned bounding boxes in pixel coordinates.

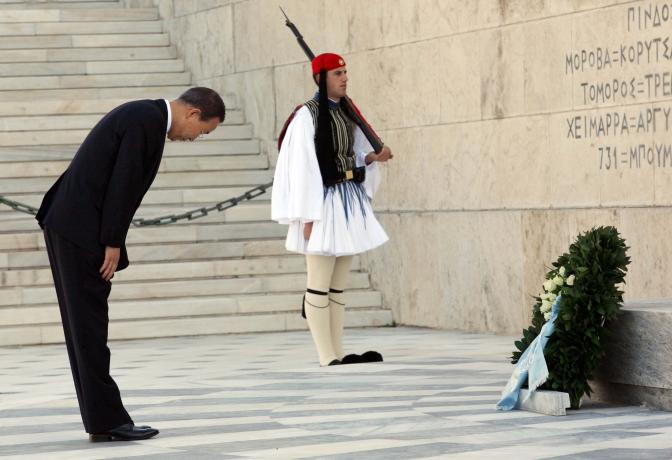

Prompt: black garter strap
[303,289,328,318]
[328,288,345,305]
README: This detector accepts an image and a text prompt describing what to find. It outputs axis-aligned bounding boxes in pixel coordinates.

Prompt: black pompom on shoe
[327,359,342,366]
[341,354,363,364]
[360,351,383,363]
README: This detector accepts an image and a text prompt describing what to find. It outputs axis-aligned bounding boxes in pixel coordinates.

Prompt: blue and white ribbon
[496,294,562,411]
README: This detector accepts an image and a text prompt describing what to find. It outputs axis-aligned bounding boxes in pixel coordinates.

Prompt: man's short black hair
[178,87,226,122]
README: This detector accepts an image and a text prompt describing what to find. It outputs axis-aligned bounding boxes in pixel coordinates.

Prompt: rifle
[280,7,384,153]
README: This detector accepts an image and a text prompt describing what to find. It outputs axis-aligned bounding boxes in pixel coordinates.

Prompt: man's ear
[186,107,202,119]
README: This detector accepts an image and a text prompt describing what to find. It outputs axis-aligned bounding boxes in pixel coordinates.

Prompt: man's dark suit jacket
[36,99,168,271]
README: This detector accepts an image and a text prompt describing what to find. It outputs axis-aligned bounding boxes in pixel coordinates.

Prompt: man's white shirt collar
[164,99,172,136]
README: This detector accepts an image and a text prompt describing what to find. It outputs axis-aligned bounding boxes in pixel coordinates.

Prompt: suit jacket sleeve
[99,119,159,247]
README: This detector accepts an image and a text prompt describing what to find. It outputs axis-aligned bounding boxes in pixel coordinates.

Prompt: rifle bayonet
[280,7,315,60]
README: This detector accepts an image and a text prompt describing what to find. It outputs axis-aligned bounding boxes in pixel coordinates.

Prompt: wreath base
[515,389,571,416]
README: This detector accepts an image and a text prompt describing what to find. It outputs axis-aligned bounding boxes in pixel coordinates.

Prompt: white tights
[304,254,353,365]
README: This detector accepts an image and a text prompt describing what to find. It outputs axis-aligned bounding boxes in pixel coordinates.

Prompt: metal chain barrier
[0,195,39,216]
[130,181,272,227]
[0,180,273,227]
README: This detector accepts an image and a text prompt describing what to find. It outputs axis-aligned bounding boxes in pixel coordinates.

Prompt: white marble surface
[0,327,670,459]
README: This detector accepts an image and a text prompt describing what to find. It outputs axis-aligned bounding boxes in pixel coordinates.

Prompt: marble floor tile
[0,327,671,459]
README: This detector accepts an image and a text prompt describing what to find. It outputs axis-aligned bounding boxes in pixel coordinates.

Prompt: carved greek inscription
[564,2,672,171]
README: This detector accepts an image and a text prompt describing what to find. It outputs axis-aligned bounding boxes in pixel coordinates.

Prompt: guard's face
[326,66,348,99]
[168,108,220,142]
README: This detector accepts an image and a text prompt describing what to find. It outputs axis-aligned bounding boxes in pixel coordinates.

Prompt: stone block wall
[148,0,672,334]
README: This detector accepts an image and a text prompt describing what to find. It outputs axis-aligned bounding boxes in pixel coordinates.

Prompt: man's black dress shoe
[89,423,159,442]
[341,354,363,364]
[360,351,383,362]
[327,359,342,366]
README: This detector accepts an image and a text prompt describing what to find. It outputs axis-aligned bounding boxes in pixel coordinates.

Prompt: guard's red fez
[311,53,346,75]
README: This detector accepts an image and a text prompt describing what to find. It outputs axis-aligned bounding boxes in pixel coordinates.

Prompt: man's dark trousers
[43,227,132,433]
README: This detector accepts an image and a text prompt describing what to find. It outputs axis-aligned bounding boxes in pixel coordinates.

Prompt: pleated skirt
[284,181,389,256]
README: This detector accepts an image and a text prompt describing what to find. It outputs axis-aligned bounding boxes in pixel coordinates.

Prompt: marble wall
[152,0,672,334]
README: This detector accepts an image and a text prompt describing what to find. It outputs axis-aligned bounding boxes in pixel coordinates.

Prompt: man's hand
[100,246,120,281]
[303,222,313,241]
[365,145,394,164]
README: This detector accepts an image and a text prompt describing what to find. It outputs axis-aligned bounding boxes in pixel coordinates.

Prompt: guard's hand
[365,146,393,164]
[303,222,313,241]
[376,145,393,162]
[100,246,120,281]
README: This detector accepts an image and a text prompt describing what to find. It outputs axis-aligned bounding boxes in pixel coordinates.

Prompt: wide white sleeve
[271,107,324,225]
[353,124,381,199]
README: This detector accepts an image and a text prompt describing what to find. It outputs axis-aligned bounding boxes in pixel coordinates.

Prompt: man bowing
[36,87,225,441]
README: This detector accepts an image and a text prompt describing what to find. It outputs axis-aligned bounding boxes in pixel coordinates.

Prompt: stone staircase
[0,0,393,346]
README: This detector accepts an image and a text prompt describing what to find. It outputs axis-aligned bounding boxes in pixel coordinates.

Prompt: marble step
[0,202,271,232]
[0,139,259,160]
[0,130,255,149]
[2,184,272,211]
[132,201,271,222]
[131,183,271,203]
[0,0,116,2]
[0,20,162,37]
[0,8,157,22]
[2,254,361,287]
[0,111,244,133]
[0,123,250,147]
[0,59,184,77]
[0,100,242,119]
[0,85,189,102]
[0,203,272,227]
[0,154,267,178]
[0,45,177,63]
[0,2,121,10]
[0,72,191,92]
[0,290,382,328]
[0,32,168,49]
[1,169,274,193]
[0,221,287,251]
[0,239,287,269]
[0,306,393,346]
[0,0,118,3]
[0,271,373,307]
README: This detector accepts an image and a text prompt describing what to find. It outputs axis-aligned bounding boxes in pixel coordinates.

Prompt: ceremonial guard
[272,53,393,366]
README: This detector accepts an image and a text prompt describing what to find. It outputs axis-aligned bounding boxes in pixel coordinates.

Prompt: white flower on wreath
[553,275,564,287]
[543,311,552,321]
[540,300,552,313]
[566,274,575,286]
[559,266,566,277]
[543,279,555,292]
